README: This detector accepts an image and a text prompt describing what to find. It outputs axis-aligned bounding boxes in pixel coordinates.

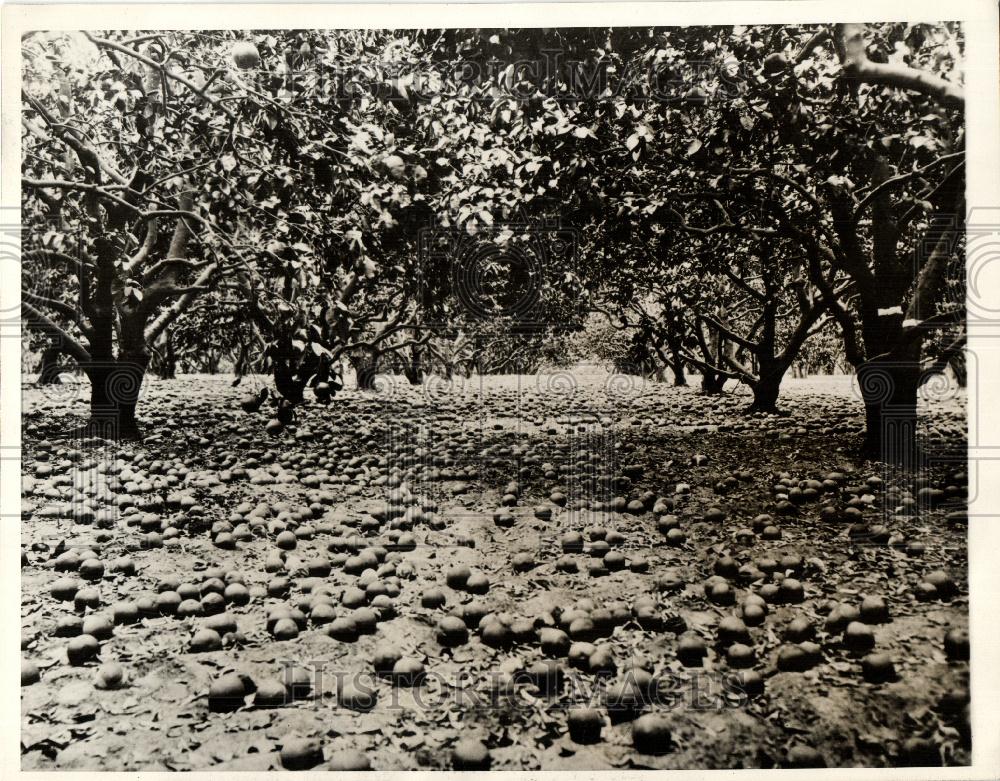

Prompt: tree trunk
[858,359,920,463]
[86,355,148,440]
[37,346,63,385]
[353,351,379,390]
[748,359,788,413]
[404,347,423,385]
[273,360,306,404]
[669,353,687,386]
[701,371,727,394]
[151,334,177,379]
[949,351,967,388]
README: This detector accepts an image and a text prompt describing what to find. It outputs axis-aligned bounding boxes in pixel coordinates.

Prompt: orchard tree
[590,22,965,454]
[20,29,452,435]
[758,22,965,457]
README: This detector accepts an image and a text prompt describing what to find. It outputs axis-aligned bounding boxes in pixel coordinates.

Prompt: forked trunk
[701,371,727,394]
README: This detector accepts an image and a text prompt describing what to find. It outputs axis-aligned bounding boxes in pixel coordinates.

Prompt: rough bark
[858,358,921,463]
[748,359,787,413]
[85,354,148,440]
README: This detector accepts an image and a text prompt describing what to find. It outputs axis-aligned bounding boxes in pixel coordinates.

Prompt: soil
[20,370,969,770]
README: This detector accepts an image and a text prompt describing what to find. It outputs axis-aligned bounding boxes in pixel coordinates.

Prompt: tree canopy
[21,23,965,457]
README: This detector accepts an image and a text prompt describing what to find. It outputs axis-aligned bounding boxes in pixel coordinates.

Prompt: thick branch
[145,263,218,343]
[835,23,964,110]
[22,300,92,364]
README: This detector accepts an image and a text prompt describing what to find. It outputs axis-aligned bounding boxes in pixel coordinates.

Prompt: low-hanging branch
[22,299,92,365]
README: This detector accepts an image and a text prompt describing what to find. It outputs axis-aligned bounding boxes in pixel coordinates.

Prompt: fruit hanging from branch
[231,40,261,70]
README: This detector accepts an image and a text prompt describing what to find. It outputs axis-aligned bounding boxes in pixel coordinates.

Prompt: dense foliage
[22,23,965,456]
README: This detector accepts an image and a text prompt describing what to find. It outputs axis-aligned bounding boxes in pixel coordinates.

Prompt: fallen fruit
[326,749,371,770]
[567,708,603,744]
[254,678,289,708]
[209,672,249,712]
[944,627,970,660]
[280,736,323,770]
[66,634,100,666]
[786,744,826,768]
[632,713,672,754]
[452,738,491,770]
[94,661,125,689]
[21,659,40,686]
[861,652,896,683]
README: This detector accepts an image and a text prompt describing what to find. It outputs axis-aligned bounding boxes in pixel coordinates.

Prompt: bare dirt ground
[20,371,970,770]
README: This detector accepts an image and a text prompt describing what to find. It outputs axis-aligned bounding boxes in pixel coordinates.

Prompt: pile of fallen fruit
[21,374,970,770]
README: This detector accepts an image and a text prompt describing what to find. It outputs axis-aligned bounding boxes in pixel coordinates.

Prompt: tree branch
[22,300,92,364]
[835,23,964,110]
[82,32,238,120]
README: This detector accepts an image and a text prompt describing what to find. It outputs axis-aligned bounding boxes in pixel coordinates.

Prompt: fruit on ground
[372,643,402,675]
[437,615,469,647]
[51,577,79,602]
[209,672,249,712]
[254,678,289,708]
[452,738,491,770]
[605,676,646,717]
[899,737,942,766]
[326,749,371,770]
[567,708,603,743]
[860,595,890,624]
[944,627,970,660]
[526,659,564,694]
[82,614,114,640]
[776,643,819,672]
[272,618,299,640]
[339,678,377,711]
[717,616,750,647]
[726,643,756,668]
[843,621,876,653]
[21,660,40,686]
[67,634,100,666]
[391,658,425,687]
[94,661,125,689]
[784,616,813,642]
[786,745,826,768]
[632,713,672,754]
[539,627,570,656]
[445,565,471,589]
[861,652,896,683]
[677,632,707,666]
[727,669,764,698]
[280,736,323,770]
